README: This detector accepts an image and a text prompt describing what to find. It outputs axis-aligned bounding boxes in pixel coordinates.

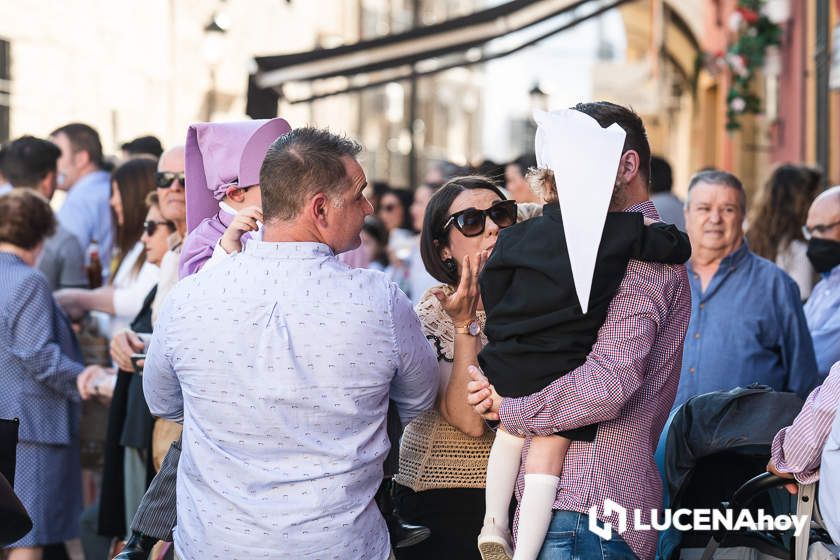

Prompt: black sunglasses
[143,219,175,237]
[155,171,186,189]
[442,200,517,238]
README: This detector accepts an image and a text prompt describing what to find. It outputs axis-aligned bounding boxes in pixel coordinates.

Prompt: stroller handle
[707,472,793,545]
[729,472,793,511]
[702,472,817,560]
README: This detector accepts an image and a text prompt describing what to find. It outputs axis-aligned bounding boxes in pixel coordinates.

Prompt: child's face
[242,185,262,209]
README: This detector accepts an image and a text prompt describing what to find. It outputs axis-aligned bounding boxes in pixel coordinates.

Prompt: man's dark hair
[259,127,363,222]
[687,169,746,212]
[420,176,506,285]
[50,123,103,168]
[571,102,651,182]
[121,135,163,159]
[3,136,61,188]
[509,153,537,177]
[650,155,673,194]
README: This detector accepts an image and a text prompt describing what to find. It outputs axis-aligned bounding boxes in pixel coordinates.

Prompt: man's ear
[617,150,641,185]
[38,170,56,198]
[225,186,247,203]
[74,149,91,169]
[310,192,329,225]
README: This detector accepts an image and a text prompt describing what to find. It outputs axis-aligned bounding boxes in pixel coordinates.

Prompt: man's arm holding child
[470,264,686,436]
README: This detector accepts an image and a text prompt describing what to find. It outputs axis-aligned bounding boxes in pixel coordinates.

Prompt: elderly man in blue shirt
[50,123,113,282]
[675,170,819,408]
[803,185,840,378]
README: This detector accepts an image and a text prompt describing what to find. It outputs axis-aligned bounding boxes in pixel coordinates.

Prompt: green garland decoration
[718,0,783,131]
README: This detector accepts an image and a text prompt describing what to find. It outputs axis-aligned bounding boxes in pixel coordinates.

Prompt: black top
[478,204,690,401]
[120,286,157,449]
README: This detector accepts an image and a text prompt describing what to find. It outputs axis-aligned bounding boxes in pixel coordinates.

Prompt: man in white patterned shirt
[143,128,438,560]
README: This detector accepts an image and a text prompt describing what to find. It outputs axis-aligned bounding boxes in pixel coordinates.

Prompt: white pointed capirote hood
[533,108,626,314]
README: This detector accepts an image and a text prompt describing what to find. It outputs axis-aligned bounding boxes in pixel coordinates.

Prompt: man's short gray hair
[686,169,747,213]
[260,127,363,222]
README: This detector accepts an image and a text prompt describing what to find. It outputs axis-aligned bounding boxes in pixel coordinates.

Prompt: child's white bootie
[477,518,513,560]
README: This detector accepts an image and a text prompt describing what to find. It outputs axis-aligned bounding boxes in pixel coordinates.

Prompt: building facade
[0,0,483,187]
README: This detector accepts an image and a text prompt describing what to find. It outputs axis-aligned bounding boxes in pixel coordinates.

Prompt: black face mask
[807,238,840,274]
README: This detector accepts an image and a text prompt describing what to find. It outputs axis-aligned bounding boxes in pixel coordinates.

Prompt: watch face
[468,321,480,336]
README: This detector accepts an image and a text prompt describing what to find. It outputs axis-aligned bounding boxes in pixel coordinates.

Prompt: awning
[249,0,633,108]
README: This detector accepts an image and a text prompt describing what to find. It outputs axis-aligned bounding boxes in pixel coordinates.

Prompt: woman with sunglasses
[98,191,176,548]
[54,158,160,337]
[392,176,524,560]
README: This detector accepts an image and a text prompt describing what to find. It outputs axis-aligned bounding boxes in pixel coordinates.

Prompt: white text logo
[588,500,808,540]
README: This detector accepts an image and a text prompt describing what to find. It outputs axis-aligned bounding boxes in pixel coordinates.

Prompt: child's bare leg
[512,435,571,560]
[524,434,570,476]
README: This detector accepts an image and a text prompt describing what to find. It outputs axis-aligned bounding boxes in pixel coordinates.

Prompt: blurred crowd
[0,112,839,560]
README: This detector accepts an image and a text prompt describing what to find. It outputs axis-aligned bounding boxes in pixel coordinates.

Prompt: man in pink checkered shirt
[467,102,691,560]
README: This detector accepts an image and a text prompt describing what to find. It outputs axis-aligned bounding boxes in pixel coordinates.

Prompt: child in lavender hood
[178,117,291,279]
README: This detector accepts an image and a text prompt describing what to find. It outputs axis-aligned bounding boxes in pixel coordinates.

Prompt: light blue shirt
[651,192,686,231]
[143,241,438,560]
[676,241,819,408]
[805,264,840,377]
[57,170,113,280]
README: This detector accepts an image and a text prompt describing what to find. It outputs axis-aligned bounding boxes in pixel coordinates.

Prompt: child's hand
[466,365,501,421]
[432,250,488,325]
[220,206,263,254]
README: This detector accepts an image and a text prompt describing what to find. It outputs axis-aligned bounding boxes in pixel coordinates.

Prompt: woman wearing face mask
[98,192,176,547]
[54,158,159,336]
[0,189,105,560]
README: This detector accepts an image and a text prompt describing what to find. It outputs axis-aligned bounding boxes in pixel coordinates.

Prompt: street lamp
[203,12,229,120]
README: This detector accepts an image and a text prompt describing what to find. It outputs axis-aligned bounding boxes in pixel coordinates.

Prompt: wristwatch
[455,319,481,336]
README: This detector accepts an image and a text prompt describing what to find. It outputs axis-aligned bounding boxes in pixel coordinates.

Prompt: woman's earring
[443,258,458,276]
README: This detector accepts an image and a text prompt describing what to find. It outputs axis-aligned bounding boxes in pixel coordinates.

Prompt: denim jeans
[537,511,639,560]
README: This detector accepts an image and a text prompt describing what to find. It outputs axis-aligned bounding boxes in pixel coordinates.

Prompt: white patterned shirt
[143,241,438,560]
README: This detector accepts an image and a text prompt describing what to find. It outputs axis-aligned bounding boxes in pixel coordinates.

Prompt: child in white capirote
[476,169,690,560]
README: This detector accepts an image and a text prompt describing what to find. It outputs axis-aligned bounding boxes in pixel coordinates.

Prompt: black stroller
[660,385,833,560]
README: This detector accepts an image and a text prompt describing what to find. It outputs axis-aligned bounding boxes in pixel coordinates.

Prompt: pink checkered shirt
[771,360,840,484]
[498,201,691,560]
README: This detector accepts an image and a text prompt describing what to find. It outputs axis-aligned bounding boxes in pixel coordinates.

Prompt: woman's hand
[220,205,263,254]
[76,365,106,400]
[432,251,487,324]
[110,329,146,372]
[54,289,86,320]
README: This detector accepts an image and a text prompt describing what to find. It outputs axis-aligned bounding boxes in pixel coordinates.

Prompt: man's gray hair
[260,127,363,222]
[686,169,746,213]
